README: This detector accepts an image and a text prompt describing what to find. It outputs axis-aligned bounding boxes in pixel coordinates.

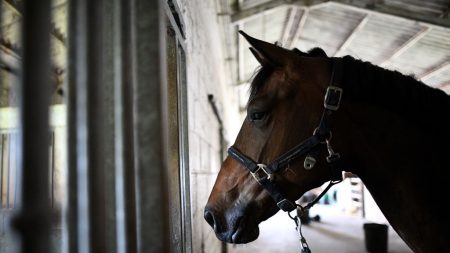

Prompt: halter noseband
[228,58,344,212]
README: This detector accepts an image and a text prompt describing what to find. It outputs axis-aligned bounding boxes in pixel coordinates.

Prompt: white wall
[175,0,241,252]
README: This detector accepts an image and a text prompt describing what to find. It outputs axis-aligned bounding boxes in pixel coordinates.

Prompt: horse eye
[250,112,266,121]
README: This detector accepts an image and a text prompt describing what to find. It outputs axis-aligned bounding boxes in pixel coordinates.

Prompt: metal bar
[132,0,170,252]
[67,0,90,252]
[379,26,431,67]
[166,26,182,253]
[120,0,138,252]
[14,1,51,253]
[177,40,192,253]
[66,0,81,251]
[110,0,127,252]
[0,135,3,208]
[100,1,120,252]
[68,0,118,251]
[334,14,370,57]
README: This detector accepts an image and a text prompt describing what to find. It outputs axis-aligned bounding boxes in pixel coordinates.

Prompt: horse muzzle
[204,206,260,244]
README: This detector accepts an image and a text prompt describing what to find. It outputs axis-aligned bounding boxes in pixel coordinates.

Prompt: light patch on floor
[228,205,412,253]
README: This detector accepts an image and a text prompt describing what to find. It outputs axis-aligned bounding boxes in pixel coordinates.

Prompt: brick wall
[176,0,241,252]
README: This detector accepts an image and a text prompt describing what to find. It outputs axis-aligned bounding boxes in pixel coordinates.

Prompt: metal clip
[326,140,340,163]
[251,164,274,183]
[304,156,316,170]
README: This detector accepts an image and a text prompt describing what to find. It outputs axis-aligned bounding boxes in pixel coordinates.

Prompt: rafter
[287,8,309,49]
[335,1,450,27]
[231,0,450,27]
[419,60,450,81]
[333,14,370,57]
[379,26,430,67]
[231,0,327,23]
[439,82,450,93]
[279,7,296,46]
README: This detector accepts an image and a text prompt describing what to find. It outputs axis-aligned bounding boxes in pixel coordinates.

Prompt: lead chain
[295,215,312,253]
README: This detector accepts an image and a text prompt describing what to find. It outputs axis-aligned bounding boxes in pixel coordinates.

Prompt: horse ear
[239,30,292,67]
[249,47,274,67]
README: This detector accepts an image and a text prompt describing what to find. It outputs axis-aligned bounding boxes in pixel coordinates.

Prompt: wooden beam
[379,26,430,67]
[334,0,450,28]
[279,7,296,46]
[419,60,450,81]
[439,82,450,94]
[237,22,246,82]
[334,14,370,56]
[288,8,309,49]
[231,0,327,23]
[232,0,450,27]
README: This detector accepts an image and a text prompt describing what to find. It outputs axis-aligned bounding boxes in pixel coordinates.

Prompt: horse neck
[334,57,450,252]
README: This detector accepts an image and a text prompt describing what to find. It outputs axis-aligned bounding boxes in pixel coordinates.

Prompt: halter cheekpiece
[228,58,345,212]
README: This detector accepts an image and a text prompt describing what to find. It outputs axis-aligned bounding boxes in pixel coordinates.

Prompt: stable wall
[175,0,241,252]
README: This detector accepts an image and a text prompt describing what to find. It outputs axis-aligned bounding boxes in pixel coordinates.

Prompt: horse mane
[248,48,450,134]
[342,56,450,133]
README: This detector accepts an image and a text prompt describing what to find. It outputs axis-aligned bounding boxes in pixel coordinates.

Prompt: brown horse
[204,31,450,252]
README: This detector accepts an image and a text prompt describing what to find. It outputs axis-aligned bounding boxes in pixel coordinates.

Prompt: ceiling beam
[279,7,296,46]
[334,1,450,28]
[333,14,370,56]
[439,82,450,94]
[379,26,431,67]
[232,0,450,27]
[231,0,327,23]
[419,60,450,81]
[287,8,308,49]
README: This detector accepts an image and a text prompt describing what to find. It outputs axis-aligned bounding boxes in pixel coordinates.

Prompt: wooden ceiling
[230,0,450,97]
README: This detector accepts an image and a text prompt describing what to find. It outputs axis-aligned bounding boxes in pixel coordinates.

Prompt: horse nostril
[204,208,216,228]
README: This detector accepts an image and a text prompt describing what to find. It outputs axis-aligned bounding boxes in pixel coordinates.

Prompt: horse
[204,31,450,252]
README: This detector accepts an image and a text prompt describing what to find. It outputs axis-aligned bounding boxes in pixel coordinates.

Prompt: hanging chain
[289,207,312,253]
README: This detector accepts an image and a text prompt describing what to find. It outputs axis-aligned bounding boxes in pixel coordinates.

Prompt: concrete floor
[228,205,412,253]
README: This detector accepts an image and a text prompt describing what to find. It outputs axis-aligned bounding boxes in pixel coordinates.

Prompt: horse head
[205,31,349,244]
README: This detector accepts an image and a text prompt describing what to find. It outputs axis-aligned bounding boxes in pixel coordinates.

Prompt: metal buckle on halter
[277,199,296,212]
[251,164,274,182]
[324,86,343,111]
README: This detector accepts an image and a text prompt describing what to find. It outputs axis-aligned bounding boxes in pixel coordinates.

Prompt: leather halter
[228,58,344,212]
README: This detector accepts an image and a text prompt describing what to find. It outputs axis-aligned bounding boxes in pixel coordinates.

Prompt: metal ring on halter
[287,206,304,221]
[296,204,308,217]
[313,128,332,143]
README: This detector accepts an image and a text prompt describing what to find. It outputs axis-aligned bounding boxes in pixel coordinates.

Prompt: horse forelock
[248,47,328,105]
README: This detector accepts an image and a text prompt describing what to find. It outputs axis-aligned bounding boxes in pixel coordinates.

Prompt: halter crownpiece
[227,58,345,212]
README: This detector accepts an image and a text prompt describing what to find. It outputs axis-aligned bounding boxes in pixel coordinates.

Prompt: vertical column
[15,1,51,253]
[132,0,170,252]
[67,0,116,252]
[67,0,90,252]
[117,0,138,252]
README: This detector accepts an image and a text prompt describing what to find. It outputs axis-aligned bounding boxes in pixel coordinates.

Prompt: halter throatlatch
[227,58,345,212]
